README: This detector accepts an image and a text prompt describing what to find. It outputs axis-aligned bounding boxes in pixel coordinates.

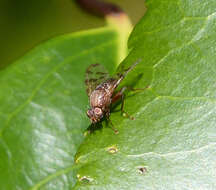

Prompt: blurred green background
[0,0,145,68]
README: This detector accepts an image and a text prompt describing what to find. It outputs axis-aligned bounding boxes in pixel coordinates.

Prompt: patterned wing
[85,63,110,97]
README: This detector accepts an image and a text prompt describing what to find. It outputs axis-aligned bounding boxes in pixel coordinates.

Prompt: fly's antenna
[115,58,142,87]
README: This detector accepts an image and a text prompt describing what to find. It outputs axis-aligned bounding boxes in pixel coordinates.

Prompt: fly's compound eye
[87,109,93,118]
[94,107,102,116]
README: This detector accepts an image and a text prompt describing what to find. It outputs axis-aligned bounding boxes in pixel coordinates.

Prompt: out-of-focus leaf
[0,27,120,190]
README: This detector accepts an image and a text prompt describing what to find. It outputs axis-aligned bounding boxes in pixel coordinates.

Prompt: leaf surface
[74,0,216,189]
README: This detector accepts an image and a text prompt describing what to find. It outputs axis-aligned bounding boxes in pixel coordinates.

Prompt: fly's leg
[105,111,119,134]
[108,118,119,134]
[120,92,135,120]
[111,87,127,104]
[112,86,148,120]
[112,87,134,120]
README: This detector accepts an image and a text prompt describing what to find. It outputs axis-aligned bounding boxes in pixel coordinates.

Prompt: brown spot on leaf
[77,174,93,183]
[137,166,147,175]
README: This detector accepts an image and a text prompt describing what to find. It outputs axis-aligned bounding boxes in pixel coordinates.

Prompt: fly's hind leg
[112,87,134,120]
[120,90,135,120]
[112,86,148,120]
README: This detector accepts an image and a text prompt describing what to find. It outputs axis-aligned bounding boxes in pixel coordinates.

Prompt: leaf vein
[158,95,216,102]
[127,142,216,158]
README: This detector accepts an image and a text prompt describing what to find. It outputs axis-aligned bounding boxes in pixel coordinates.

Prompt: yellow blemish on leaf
[106,145,118,154]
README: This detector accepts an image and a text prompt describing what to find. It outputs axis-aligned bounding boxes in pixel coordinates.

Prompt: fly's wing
[85,63,110,97]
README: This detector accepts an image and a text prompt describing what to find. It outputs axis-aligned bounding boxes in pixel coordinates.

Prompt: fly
[85,59,141,133]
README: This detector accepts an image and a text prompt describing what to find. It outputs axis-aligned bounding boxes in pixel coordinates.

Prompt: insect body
[85,60,140,125]
[87,78,117,123]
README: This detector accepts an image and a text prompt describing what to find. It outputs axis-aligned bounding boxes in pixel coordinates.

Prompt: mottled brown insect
[85,60,141,132]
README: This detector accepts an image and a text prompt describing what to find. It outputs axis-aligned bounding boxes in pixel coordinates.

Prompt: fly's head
[87,107,103,124]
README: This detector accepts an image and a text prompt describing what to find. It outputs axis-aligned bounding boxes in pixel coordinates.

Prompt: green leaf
[74,0,216,189]
[0,27,122,189]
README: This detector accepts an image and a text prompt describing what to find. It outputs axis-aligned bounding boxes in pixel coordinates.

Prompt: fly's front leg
[107,117,119,134]
[112,87,135,120]
[105,110,119,134]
